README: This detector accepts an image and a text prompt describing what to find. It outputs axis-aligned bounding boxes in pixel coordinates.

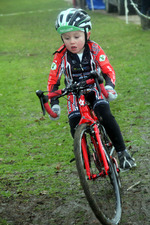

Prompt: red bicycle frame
[36,77,110,180]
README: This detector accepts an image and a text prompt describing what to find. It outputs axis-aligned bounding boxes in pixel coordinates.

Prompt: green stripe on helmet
[57,25,84,34]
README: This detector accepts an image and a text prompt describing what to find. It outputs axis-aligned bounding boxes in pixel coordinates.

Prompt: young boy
[47,8,136,171]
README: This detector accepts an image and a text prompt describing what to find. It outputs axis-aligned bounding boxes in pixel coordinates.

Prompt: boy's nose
[70,37,75,44]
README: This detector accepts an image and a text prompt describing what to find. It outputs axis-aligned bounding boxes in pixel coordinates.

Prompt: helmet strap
[61,35,64,43]
[84,28,87,46]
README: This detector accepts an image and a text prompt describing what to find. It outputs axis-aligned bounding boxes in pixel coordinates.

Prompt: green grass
[0,0,150,200]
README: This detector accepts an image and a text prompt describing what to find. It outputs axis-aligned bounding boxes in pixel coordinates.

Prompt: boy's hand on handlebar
[105,85,118,102]
[49,104,61,120]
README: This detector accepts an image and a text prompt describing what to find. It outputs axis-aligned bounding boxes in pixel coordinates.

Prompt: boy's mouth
[71,46,77,51]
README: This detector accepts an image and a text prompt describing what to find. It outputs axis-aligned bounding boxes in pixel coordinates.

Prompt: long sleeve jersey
[47,40,116,105]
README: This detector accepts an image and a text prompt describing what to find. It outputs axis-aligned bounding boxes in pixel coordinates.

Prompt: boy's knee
[68,111,81,138]
[93,99,113,122]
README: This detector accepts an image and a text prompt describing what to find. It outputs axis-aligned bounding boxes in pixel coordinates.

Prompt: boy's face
[62,31,90,54]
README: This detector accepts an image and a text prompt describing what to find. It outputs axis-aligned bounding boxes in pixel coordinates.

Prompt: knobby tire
[74,123,121,225]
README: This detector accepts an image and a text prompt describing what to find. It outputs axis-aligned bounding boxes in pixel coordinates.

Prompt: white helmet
[55,8,92,35]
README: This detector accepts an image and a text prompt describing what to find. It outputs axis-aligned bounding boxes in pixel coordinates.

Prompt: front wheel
[74,123,122,225]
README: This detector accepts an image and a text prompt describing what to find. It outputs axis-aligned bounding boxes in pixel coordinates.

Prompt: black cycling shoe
[118,150,136,171]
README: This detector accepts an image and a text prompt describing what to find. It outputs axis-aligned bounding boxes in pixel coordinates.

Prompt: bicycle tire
[74,123,121,225]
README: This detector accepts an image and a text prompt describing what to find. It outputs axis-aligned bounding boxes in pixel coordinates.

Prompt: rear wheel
[74,123,122,225]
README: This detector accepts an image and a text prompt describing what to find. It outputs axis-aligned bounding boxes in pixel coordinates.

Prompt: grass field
[0,0,150,224]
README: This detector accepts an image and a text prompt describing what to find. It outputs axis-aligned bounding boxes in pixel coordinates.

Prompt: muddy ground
[0,139,150,225]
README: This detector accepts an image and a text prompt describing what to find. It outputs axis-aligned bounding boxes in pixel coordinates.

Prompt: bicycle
[36,72,122,225]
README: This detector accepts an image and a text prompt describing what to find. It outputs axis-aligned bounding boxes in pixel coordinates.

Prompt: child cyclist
[47,8,136,171]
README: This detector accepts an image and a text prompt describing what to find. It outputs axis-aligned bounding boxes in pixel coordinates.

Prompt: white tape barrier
[90,0,94,11]
[130,0,150,20]
[125,0,129,24]
[125,0,150,24]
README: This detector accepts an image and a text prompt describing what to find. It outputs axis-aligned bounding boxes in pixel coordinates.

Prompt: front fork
[81,124,109,180]
[93,124,109,175]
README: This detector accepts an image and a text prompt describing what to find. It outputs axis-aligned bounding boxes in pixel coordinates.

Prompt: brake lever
[36,90,48,115]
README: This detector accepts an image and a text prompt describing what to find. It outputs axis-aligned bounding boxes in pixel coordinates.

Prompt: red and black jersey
[47,40,116,106]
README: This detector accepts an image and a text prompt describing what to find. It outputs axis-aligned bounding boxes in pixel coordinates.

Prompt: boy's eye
[75,36,79,39]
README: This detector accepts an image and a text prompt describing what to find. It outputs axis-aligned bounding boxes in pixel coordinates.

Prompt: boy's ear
[87,32,91,40]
